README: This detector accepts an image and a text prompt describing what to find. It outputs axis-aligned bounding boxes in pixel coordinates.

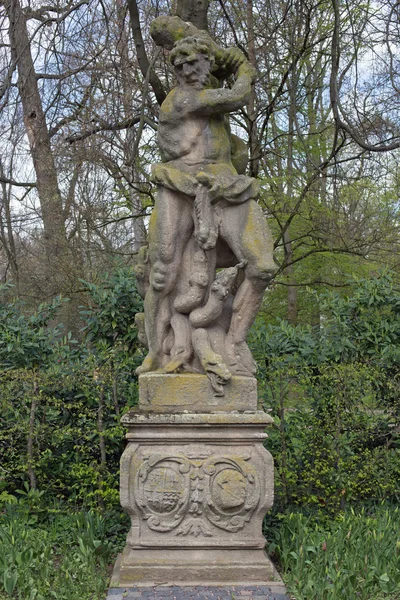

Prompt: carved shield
[135,454,191,532]
[202,455,260,532]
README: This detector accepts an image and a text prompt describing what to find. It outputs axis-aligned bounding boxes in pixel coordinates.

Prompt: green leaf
[3,570,18,596]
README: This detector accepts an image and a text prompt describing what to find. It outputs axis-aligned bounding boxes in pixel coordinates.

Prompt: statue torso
[158,88,232,166]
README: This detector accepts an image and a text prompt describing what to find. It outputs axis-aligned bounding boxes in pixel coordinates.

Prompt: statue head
[170,34,215,89]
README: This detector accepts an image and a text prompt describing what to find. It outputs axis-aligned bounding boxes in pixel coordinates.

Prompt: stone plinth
[138,373,258,413]
[112,383,278,587]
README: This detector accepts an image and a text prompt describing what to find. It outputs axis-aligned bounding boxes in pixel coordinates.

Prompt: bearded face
[174,52,212,90]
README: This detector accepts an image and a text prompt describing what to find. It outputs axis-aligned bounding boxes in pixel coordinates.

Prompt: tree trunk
[127,0,166,105]
[97,384,107,511]
[27,376,38,490]
[176,0,209,30]
[5,0,67,265]
[284,70,298,325]
[0,162,19,291]
[116,0,147,252]
[112,375,120,417]
[284,230,297,325]
[246,0,260,177]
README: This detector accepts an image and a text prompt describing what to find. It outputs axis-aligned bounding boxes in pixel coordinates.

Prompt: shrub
[269,505,400,600]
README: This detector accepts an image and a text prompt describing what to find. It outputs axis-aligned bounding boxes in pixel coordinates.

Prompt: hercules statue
[134,18,276,395]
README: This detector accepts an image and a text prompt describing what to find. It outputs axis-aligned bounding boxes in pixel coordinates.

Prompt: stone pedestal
[112,375,278,587]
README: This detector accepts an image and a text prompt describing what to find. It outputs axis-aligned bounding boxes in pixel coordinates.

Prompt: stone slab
[106,584,290,600]
[121,410,274,426]
[121,410,273,444]
[138,373,258,412]
[112,548,280,587]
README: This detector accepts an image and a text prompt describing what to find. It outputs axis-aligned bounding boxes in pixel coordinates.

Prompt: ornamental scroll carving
[134,453,260,536]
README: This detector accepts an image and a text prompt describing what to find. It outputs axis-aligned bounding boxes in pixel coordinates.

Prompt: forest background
[0,1,399,599]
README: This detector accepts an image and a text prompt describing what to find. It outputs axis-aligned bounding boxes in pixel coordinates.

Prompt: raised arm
[194,67,254,115]
[189,52,257,117]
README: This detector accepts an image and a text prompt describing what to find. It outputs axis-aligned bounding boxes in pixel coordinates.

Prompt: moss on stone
[150,16,198,50]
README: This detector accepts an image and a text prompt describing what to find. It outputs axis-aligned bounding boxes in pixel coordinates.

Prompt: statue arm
[190,60,257,117]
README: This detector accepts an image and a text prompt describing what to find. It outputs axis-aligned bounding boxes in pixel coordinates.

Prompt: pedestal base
[111,547,279,586]
[114,407,277,587]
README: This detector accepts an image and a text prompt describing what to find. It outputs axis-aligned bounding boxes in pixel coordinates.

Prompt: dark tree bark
[284,69,298,326]
[116,0,147,251]
[126,0,166,105]
[0,161,19,291]
[176,0,209,30]
[246,0,260,177]
[97,383,106,510]
[27,377,38,490]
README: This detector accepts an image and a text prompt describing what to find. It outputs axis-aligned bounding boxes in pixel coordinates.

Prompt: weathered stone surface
[121,411,274,444]
[138,373,258,412]
[106,584,290,600]
[134,17,276,396]
[112,15,279,594]
[112,548,279,586]
[114,411,276,587]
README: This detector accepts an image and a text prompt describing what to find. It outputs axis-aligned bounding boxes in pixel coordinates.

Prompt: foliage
[252,273,400,513]
[0,500,120,600]
[0,268,143,508]
[263,363,400,513]
[0,362,123,506]
[80,266,143,350]
[270,505,400,600]
[0,286,66,370]
[256,271,400,369]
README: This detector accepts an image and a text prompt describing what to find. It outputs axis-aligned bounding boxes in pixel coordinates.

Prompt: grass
[269,504,400,600]
[1,499,399,599]
[0,502,125,600]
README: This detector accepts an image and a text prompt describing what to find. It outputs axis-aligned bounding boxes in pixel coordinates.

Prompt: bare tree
[3,0,67,263]
[330,0,400,152]
[0,0,398,328]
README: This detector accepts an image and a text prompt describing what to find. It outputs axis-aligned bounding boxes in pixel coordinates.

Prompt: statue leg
[136,187,193,374]
[163,312,193,373]
[219,200,276,375]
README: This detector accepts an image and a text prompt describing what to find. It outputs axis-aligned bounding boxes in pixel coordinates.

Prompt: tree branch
[0,174,36,188]
[66,114,157,144]
[126,0,166,106]
[330,0,400,152]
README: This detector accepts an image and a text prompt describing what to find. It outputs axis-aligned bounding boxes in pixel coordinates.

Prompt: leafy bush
[262,362,400,512]
[0,501,119,600]
[0,267,143,508]
[270,505,400,600]
[252,273,400,513]
[0,286,65,370]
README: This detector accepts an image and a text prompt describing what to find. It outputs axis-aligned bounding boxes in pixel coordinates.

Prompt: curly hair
[170,34,215,67]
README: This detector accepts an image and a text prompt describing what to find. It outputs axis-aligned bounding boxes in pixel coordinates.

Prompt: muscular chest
[159,109,230,163]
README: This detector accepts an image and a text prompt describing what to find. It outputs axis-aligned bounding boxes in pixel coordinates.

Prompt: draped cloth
[151,162,259,205]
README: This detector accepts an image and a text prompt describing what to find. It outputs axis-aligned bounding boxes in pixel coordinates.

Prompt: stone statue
[135,17,276,396]
[113,17,279,589]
